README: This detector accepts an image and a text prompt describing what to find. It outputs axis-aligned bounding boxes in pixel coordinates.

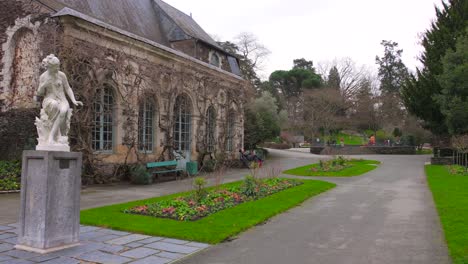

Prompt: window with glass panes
[138,99,155,152]
[173,95,191,151]
[210,53,220,67]
[206,106,216,152]
[226,111,235,151]
[92,85,114,151]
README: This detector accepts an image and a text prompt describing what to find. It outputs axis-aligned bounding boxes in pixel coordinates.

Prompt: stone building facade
[0,0,248,178]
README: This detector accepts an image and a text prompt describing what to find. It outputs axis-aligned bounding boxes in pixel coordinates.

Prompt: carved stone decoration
[35,54,83,151]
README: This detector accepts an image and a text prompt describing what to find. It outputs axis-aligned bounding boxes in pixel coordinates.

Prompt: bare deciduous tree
[317,57,371,101]
[234,32,271,79]
[302,88,346,139]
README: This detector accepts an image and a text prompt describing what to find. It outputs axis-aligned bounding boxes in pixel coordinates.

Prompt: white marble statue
[35,54,83,152]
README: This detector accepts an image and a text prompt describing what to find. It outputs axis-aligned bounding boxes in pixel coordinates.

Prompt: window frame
[206,105,216,153]
[173,95,192,152]
[138,98,155,153]
[226,110,235,152]
[92,84,115,153]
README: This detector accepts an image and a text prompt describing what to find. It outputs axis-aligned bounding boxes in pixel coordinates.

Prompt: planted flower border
[80,179,335,244]
[124,178,302,221]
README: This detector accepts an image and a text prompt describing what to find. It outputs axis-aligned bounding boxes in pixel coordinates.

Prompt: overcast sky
[166,0,442,79]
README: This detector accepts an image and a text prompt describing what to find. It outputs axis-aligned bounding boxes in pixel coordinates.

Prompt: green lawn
[323,133,365,146]
[426,165,468,264]
[81,179,335,244]
[283,159,381,177]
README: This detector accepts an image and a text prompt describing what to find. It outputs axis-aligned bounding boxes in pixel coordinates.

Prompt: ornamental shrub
[130,164,152,185]
[241,175,258,198]
[0,160,21,179]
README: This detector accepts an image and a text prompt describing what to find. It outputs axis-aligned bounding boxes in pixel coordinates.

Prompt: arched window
[210,52,220,67]
[138,99,155,152]
[226,110,235,151]
[206,106,216,152]
[92,84,114,151]
[173,95,192,151]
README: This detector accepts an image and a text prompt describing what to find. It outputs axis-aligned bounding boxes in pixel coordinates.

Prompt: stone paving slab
[0,233,17,240]
[79,226,101,233]
[156,251,186,260]
[77,250,132,263]
[0,224,210,263]
[129,255,172,264]
[161,238,190,245]
[145,242,200,254]
[0,243,14,253]
[137,237,164,244]
[40,256,81,264]
[3,236,17,244]
[125,242,145,248]
[120,247,160,258]
[106,234,151,245]
[0,226,14,232]
[99,244,126,254]
[4,249,40,259]
[1,259,34,264]
[0,254,14,262]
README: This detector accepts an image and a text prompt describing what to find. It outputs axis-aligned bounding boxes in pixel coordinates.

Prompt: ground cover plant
[0,160,21,191]
[283,156,380,177]
[125,177,302,221]
[80,178,335,244]
[426,165,468,264]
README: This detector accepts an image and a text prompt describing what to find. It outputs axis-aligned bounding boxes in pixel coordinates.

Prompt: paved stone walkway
[0,223,209,263]
[178,152,451,264]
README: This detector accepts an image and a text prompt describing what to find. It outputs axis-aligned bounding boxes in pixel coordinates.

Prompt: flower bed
[311,156,351,173]
[124,178,302,221]
[446,165,468,176]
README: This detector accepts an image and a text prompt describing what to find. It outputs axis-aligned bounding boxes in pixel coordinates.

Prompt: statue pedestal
[36,144,70,152]
[15,151,82,254]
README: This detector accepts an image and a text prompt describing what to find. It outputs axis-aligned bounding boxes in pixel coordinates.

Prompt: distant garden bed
[283,157,380,177]
[81,178,335,244]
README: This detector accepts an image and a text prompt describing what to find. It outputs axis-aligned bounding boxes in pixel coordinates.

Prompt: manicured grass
[426,165,468,264]
[323,133,365,146]
[81,179,335,244]
[283,159,381,177]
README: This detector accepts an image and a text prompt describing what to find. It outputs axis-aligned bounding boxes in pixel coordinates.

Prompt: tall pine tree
[375,40,408,127]
[327,66,341,89]
[401,0,468,135]
[376,40,409,95]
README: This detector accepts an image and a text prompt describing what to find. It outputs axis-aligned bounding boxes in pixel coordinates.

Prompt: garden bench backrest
[147,160,178,168]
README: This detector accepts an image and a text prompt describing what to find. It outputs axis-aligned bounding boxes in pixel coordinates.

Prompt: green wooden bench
[146,160,184,179]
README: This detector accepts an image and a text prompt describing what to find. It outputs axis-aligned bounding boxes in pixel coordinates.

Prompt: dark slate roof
[38,0,223,51]
[38,0,170,46]
[50,7,243,80]
[153,0,222,49]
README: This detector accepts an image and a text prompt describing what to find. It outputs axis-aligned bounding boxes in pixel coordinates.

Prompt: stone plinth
[16,151,82,254]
